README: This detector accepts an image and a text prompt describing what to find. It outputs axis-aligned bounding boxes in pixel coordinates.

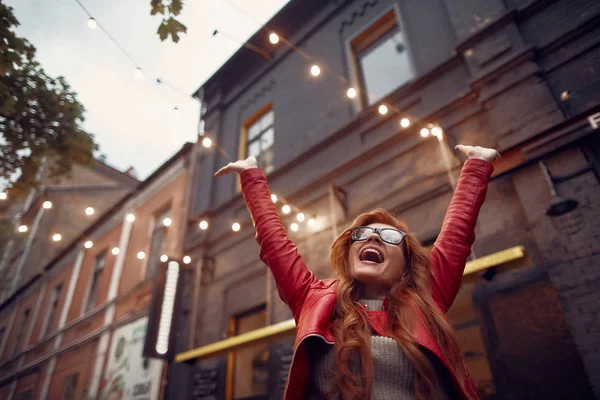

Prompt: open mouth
[359,247,384,264]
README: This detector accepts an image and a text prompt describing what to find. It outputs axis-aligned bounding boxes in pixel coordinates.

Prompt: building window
[42,283,63,337]
[15,391,34,400]
[0,327,5,357]
[12,308,30,357]
[146,208,170,280]
[61,373,78,400]
[351,9,413,107]
[227,305,269,400]
[242,105,274,175]
[86,251,106,313]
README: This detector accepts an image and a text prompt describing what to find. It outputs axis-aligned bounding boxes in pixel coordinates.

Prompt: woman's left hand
[455,144,501,162]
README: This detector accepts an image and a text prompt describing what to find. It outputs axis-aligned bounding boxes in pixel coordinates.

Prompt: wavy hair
[329,208,464,400]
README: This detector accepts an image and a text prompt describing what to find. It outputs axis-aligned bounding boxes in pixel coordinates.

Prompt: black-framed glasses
[350,226,406,245]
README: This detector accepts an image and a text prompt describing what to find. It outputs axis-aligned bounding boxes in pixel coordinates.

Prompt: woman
[215,144,499,400]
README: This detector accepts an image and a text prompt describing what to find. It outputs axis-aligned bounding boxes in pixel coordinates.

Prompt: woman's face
[348,223,407,298]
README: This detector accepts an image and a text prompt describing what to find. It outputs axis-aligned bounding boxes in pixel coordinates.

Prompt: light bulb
[183,256,191,264]
[52,233,62,242]
[307,218,316,227]
[127,213,135,222]
[0,193,6,200]
[400,118,410,128]
[378,104,388,115]
[282,205,291,214]
[347,88,357,99]
[18,225,28,233]
[160,254,168,262]
[199,220,208,230]
[112,247,120,255]
[137,251,146,260]
[291,223,299,232]
[87,18,97,29]
[296,213,305,222]
[232,222,241,232]
[431,126,443,138]
[269,32,279,44]
[271,194,278,203]
[43,201,52,209]
[310,65,321,77]
[202,137,212,148]
[134,67,144,80]
[85,207,95,216]
[420,128,430,137]
[163,217,172,227]
[84,241,93,249]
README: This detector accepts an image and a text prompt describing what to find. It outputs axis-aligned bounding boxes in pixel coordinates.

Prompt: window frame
[41,283,64,339]
[60,373,79,400]
[239,103,275,177]
[84,250,107,314]
[346,6,416,111]
[12,308,30,357]
[145,207,171,281]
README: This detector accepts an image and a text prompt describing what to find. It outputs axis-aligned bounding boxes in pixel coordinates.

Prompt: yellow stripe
[175,245,526,362]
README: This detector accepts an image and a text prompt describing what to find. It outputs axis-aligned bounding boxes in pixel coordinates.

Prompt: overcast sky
[7,0,289,179]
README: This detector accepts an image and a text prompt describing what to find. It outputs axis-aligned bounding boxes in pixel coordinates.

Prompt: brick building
[0,142,195,399]
[172,0,600,399]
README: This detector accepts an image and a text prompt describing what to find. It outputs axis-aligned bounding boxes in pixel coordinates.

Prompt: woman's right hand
[214,156,259,178]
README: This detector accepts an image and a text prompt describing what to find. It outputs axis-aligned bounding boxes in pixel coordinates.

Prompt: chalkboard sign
[192,359,226,400]
[268,341,295,400]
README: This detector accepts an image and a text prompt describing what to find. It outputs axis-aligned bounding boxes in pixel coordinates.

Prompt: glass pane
[260,128,274,151]
[248,141,261,158]
[260,110,274,130]
[233,309,268,399]
[248,122,261,141]
[358,29,413,105]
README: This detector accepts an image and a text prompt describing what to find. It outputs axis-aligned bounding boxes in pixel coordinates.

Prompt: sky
[6,0,289,180]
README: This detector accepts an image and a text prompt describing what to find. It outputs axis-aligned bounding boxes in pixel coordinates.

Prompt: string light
[137,251,146,260]
[202,137,212,148]
[84,240,93,249]
[43,201,52,209]
[420,128,430,137]
[199,220,209,230]
[307,218,316,227]
[282,205,291,214]
[87,18,97,29]
[290,223,299,232]
[378,104,388,115]
[310,65,321,77]
[160,254,169,262]
[183,255,191,264]
[134,67,144,80]
[347,88,357,99]
[127,213,136,222]
[52,233,62,242]
[163,217,172,227]
[269,32,279,44]
[112,247,120,255]
[431,126,443,140]
[18,225,28,233]
[400,118,410,128]
[232,222,241,232]
[85,207,95,216]
[296,213,305,222]
[0,193,6,200]
[271,194,278,203]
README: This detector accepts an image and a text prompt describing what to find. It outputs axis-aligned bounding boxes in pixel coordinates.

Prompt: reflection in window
[244,107,274,175]
[352,10,413,106]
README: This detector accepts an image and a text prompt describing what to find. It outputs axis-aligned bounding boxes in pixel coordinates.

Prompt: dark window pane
[61,373,78,400]
[86,252,106,313]
[146,226,166,280]
[44,283,63,336]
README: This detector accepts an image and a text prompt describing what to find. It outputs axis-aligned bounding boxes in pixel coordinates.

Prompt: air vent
[589,112,600,129]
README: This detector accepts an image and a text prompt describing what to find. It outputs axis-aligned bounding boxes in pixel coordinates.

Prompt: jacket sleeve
[428,159,493,313]
[240,168,317,322]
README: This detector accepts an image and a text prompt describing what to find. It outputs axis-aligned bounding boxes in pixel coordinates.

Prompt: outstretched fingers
[214,163,233,178]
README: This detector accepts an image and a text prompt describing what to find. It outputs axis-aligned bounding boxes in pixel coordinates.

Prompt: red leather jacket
[241,159,494,400]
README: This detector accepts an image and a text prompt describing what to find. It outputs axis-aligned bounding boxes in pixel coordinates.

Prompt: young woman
[215,145,499,400]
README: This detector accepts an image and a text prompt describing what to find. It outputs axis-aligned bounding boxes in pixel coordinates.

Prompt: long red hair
[329,208,464,399]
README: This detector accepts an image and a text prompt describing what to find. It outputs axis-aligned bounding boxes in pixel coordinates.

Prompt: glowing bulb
[431,126,443,139]
[84,241,93,249]
[137,251,146,260]
[127,213,135,222]
[400,118,410,128]
[112,247,120,255]
[420,128,430,137]
[232,222,241,232]
[52,233,62,242]
[199,220,208,230]
[310,65,321,77]
[85,207,95,216]
[160,254,168,262]
[202,137,212,148]
[269,32,279,44]
[134,67,144,80]
[18,225,28,233]
[1,193,7,200]
[307,218,316,227]
[183,256,191,264]
[378,104,388,115]
[163,217,172,227]
[347,88,357,99]
[282,205,291,214]
[271,194,278,203]
[87,18,97,29]
[43,201,52,209]
[296,213,305,222]
[290,223,299,232]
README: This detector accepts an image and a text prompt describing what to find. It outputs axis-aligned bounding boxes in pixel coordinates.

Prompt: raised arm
[428,146,497,313]
[215,158,316,322]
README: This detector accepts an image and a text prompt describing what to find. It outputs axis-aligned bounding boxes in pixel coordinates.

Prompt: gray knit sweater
[306,299,454,399]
